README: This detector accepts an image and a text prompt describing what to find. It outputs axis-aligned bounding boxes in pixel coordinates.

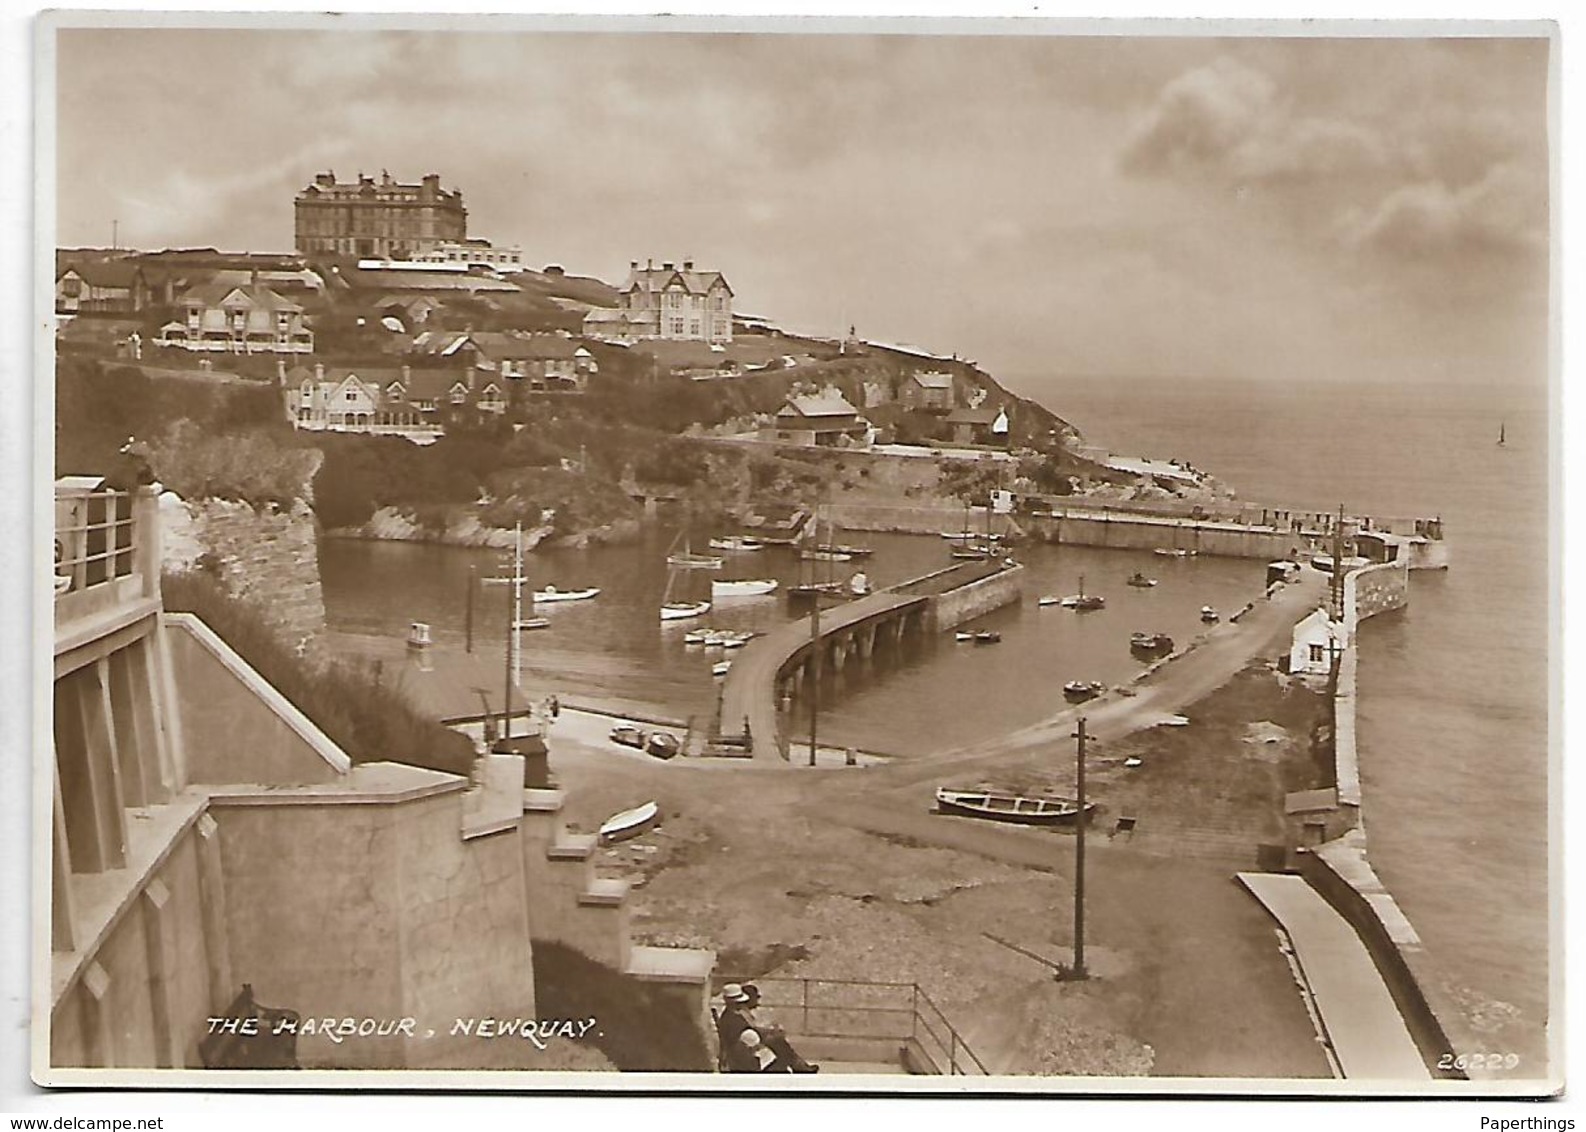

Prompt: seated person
[724,1029,799,1073]
[727,984,818,1073]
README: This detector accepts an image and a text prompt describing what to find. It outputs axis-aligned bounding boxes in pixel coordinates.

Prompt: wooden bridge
[714,560,1014,762]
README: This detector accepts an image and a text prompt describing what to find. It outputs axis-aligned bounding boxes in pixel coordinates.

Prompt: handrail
[713,974,988,1075]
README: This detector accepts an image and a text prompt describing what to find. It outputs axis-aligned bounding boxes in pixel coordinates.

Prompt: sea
[319,372,1553,1074]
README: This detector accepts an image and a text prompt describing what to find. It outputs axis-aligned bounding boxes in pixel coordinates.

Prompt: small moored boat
[660,600,711,622]
[1153,547,1197,559]
[954,631,975,643]
[1130,632,1173,655]
[1059,576,1105,611]
[1063,680,1105,702]
[935,787,1094,826]
[712,659,732,678]
[973,631,1002,645]
[708,536,764,552]
[514,617,551,632]
[598,801,661,845]
[1200,605,1220,623]
[533,585,600,603]
[712,578,779,598]
[1037,595,1061,607]
[1127,573,1158,588]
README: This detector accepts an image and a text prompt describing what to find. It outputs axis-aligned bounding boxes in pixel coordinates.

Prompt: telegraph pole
[465,565,476,653]
[808,597,821,766]
[1073,716,1089,979]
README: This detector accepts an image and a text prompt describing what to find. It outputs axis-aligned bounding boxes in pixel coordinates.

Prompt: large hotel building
[293,170,468,260]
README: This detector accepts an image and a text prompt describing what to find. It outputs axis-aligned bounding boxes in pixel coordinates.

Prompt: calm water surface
[322,372,1552,1071]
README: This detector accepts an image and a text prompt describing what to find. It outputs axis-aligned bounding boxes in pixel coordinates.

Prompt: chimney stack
[662,261,674,271]
[314,362,325,382]
[683,259,693,271]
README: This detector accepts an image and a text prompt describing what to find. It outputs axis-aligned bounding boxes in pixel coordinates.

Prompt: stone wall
[927,563,1025,631]
[182,496,327,641]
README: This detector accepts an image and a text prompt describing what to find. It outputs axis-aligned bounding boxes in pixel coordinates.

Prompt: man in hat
[717,983,818,1073]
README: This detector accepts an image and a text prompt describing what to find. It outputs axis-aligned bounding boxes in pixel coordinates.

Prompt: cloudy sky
[53,22,1551,389]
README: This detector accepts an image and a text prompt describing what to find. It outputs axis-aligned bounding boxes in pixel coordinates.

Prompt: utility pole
[1073,715,1089,979]
[808,597,822,767]
[465,565,476,654]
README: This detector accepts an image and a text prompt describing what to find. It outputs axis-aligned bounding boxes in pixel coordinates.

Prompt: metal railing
[714,975,989,1075]
[54,486,138,593]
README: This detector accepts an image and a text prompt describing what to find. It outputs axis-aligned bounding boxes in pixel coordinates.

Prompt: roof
[781,392,859,419]
[909,371,955,389]
[180,281,302,312]
[58,259,141,289]
[945,407,1000,426]
[334,264,521,293]
[622,264,733,297]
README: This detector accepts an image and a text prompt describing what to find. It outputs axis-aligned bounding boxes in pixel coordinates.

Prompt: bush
[162,570,475,777]
[532,941,711,1072]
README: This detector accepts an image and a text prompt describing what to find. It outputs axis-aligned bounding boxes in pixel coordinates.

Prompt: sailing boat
[660,561,711,621]
[666,528,724,570]
[1498,421,1507,447]
[1060,574,1106,611]
[789,503,843,601]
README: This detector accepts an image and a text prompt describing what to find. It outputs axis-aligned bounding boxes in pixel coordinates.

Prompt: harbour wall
[926,562,1025,631]
[828,500,1319,562]
[1299,555,1479,1080]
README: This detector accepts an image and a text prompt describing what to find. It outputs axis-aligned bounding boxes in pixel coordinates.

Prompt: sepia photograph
[28,9,1559,1103]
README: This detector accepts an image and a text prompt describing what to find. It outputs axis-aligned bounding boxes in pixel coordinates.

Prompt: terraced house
[286,362,505,442]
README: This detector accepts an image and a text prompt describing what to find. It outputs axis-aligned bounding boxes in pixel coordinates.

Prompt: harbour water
[1008,373,1552,1074]
[320,371,1551,1074]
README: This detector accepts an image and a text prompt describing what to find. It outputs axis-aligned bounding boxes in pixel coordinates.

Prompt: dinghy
[935,787,1093,826]
[598,801,660,845]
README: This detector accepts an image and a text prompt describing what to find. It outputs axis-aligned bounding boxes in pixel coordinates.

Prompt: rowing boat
[598,801,661,845]
[935,788,1093,826]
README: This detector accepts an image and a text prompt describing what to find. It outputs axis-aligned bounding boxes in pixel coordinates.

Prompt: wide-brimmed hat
[722,983,751,1004]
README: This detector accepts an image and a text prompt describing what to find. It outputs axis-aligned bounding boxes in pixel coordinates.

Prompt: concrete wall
[928,563,1025,631]
[212,801,409,1068]
[164,618,345,788]
[1300,832,1478,1081]
[1301,558,1477,1080]
[50,824,217,1069]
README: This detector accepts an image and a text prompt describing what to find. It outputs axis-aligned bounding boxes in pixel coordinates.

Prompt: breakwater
[1295,557,1482,1081]
[829,499,1449,568]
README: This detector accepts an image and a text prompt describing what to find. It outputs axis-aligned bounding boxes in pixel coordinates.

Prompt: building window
[450,386,468,405]
[690,321,701,336]
[670,318,685,335]
[345,390,358,402]
[1308,644,1326,664]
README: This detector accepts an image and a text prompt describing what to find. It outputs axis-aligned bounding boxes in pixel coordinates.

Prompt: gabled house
[157,278,313,355]
[407,330,595,394]
[55,259,144,315]
[901,370,957,412]
[287,362,502,442]
[606,258,733,344]
[764,391,870,448]
[946,406,1010,447]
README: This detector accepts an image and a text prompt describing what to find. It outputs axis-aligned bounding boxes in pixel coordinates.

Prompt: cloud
[1117,56,1387,184]
[1341,161,1547,260]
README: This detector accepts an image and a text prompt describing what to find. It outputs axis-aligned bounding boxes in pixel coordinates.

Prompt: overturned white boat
[598,800,660,845]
